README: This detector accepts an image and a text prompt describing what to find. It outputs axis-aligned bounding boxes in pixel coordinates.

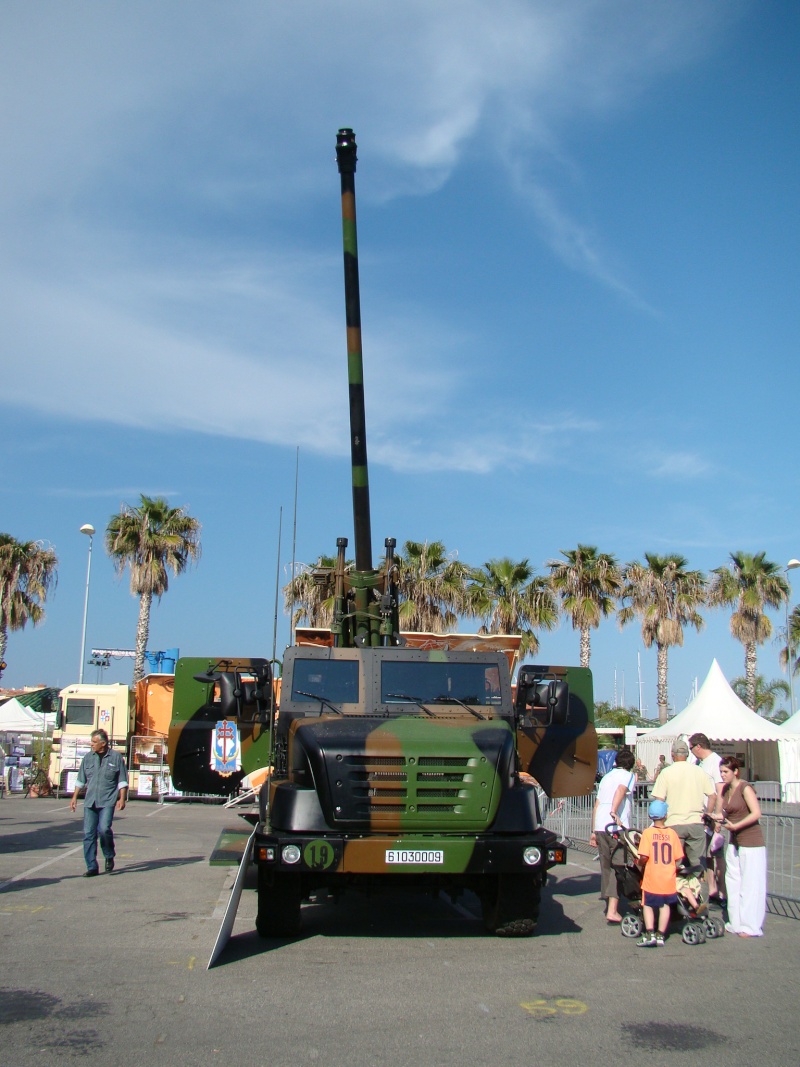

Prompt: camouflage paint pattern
[255,645,570,882]
[516,666,598,797]
[336,127,372,576]
[168,656,273,795]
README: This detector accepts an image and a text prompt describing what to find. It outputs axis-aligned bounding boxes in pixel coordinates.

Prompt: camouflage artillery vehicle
[169,130,597,937]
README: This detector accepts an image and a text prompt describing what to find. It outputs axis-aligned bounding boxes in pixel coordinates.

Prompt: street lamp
[785,558,800,718]
[78,524,96,684]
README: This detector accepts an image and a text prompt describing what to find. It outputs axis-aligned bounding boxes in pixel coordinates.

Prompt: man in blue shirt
[70,728,129,877]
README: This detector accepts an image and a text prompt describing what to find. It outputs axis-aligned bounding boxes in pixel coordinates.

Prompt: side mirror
[515,670,569,726]
[193,662,272,722]
[543,680,569,725]
[215,673,240,718]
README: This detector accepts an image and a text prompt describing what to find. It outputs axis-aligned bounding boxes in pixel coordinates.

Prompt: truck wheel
[256,868,302,938]
[482,873,540,937]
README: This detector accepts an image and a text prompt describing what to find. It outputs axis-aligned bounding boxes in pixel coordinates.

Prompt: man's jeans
[83,803,116,872]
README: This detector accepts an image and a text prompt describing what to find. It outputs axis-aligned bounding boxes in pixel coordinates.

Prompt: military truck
[168,130,597,937]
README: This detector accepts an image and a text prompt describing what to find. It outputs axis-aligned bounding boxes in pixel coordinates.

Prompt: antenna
[290,447,299,646]
[267,506,283,815]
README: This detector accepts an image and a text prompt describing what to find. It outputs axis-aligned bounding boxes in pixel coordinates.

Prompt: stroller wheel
[620,914,643,938]
[703,916,725,939]
[681,922,707,946]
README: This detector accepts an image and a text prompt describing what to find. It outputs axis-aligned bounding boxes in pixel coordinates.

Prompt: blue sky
[2,1,798,716]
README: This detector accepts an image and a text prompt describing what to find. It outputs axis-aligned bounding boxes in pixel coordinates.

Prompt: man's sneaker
[105,858,115,873]
[654,933,666,947]
[636,932,657,948]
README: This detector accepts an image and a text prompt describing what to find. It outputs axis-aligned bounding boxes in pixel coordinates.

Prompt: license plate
[385,849,444,865]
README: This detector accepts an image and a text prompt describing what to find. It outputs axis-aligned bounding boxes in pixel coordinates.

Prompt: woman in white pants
[718,756,766,938]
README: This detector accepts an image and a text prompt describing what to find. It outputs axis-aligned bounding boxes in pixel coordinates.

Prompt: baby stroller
[608,823,725,945]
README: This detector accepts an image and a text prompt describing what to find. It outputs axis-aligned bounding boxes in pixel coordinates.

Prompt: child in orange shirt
[636,799,684,947]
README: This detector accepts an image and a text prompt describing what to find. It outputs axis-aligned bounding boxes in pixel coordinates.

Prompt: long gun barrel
[336,128,372,574]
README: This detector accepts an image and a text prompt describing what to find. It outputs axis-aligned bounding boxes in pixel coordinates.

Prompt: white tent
[782,707,800,732]
[0,698,52,734]
[636,659,800,803]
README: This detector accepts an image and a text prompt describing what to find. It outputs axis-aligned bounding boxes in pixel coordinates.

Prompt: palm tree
[708,551,788,711]
[618,553,705,724]
[731,674,790,720]
[778,604,800,679]
[105,495,201,683]
[0,535,58,678]
[547,544,622,668]
[467,557,557,658]
[283,554,342,630]
[395,540,469,633]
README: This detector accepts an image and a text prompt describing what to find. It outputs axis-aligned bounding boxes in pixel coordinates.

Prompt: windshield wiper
[385,693,435,717]
[295,690,342,716]
[432,695,487,720]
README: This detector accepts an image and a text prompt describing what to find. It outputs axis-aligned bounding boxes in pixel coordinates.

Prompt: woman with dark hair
[590,748,637,924]
[718,756,766,938]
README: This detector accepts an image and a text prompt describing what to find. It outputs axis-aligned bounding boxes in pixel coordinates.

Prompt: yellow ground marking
[520,998,588,1017]
[167,956,197,970]
[0,904,53,913]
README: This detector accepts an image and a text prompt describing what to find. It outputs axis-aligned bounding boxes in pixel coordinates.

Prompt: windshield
[291,659,360,704]
[381,661,502,707]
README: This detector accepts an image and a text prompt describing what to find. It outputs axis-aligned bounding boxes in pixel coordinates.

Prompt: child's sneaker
[636,932,657,948]
[654,933,666,947]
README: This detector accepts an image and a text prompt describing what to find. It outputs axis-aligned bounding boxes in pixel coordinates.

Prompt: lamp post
[78,524,96,684]
[785,558,800,718]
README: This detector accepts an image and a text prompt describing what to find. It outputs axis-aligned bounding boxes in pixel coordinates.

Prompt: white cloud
[650,452,713,480]
[0,1,738,471]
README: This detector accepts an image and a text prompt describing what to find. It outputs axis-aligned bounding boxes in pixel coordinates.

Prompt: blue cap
[648,799,668,820]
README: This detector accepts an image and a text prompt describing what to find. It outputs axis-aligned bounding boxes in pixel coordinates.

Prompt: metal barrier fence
[541,789,800,916]
[763,813,800,918]
[753,781,781,802]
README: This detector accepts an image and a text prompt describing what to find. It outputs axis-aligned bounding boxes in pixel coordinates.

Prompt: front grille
[331,751,495,827]
[350,771,408,782]
[347,755,406,766]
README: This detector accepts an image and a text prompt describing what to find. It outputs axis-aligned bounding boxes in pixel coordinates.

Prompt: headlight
[523,846,542,866]
[282,844,301,864]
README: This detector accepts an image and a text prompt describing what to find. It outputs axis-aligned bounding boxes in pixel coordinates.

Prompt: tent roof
[0,698,50,733]
[782,707,800,731]
[646,659,790,742]
[14,687,58,715]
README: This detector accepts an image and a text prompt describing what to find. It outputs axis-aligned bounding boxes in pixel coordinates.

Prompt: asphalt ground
[1,795,798,1067]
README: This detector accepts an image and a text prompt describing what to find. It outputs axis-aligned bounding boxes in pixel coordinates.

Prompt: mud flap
[208,826,256,969]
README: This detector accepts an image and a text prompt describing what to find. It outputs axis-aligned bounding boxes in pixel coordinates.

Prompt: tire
[256,868,302,938]
[621,914,643,938]
[681,922,706,946]
[703,916,725,939]
[482,873,540,937]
